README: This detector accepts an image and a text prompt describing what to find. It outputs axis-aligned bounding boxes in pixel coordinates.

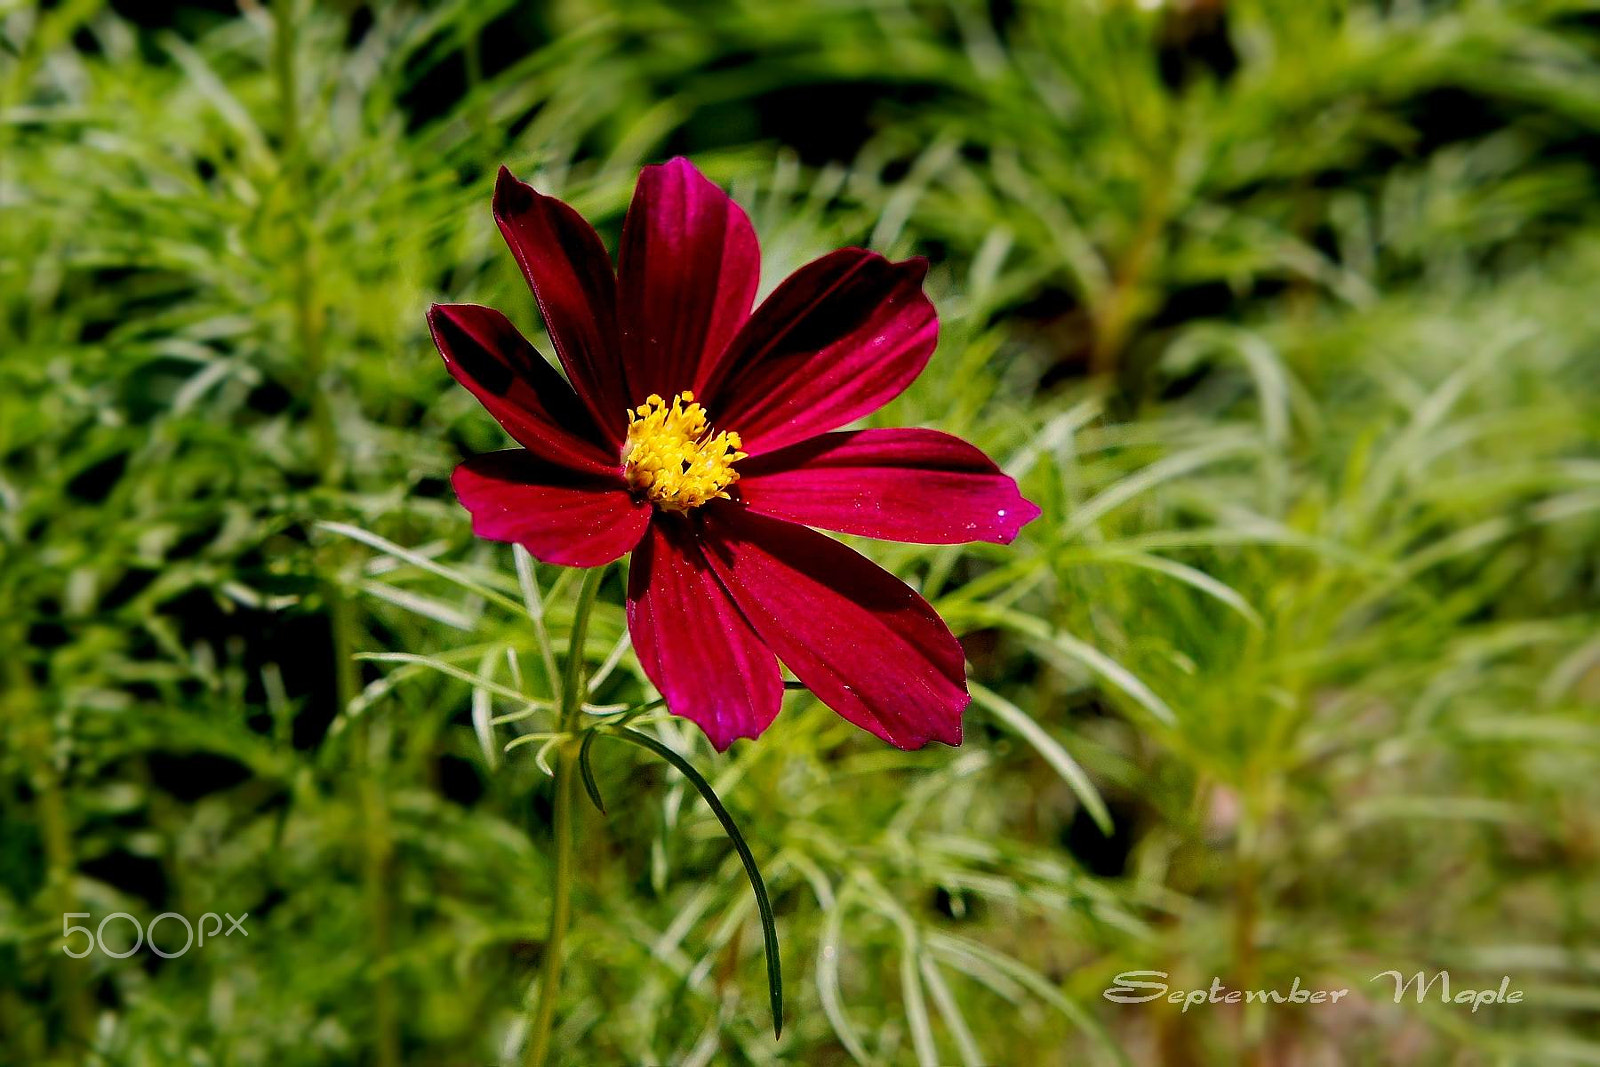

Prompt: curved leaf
[607,727,783,1039]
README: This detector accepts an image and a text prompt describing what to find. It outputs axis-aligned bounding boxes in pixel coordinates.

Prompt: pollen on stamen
[622,391,746,512]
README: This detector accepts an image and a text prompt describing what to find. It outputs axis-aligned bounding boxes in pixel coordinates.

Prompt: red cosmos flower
[428,159,1040,751]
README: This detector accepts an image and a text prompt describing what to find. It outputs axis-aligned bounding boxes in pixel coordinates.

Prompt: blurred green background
[4,0,1600,1063]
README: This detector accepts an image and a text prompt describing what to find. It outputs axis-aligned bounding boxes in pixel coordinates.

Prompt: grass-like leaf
[969,681,1112,835]
[577,729,606,816]
[605,727,784,1040]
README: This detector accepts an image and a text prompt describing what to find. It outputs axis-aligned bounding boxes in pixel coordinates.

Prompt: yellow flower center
[622,391,746,512]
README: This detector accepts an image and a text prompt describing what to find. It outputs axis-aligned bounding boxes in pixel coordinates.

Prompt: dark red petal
[736,428,1041,545]
[493,166,628,445]
[618,158,760,400]
[626,518,783,750]
[697,249,938,455]
[452,451,648,567]
[701,505,967,749]
[428,304,617,476]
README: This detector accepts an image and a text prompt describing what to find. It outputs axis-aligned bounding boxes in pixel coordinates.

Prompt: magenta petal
[428,304,617,476]
[737,428,1041,545]
[618,158,760,400]
[698,249,938,455]
[701,505,967,749]
[627,519,783,750]
[452,451,648,567]
[493,167,628,444]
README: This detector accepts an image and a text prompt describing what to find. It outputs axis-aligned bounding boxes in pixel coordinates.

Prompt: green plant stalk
[1234,792,1263,1067]
[350,627,398,1067]
[274,0,338,480]
[6,654,91,1055]
[37,757,87,1050]
[359,749,401,1067]
[525,565,606,1067]
[273,4,391,1064]
[4,28,95,1060]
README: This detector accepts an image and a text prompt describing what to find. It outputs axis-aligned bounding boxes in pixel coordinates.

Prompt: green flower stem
[1234,791,1263,1067]
[560,567,606,731]
[273,7,387,1064]
[525,565,606,1067]
[5,648,90,1053]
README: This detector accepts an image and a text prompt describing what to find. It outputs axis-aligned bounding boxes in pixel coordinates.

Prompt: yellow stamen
[623,391,746,512]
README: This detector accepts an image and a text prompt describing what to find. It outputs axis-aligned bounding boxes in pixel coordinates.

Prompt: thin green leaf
[956,606,1178,725]
[319,521,525,616]
[355,652,545,707]
[514,544,562,700]
[900,945,940,1067]
[472,649,500,771]
[815,892,871,1064]
[578,730,606,815]
[358,579,477,631]
[1073,548,1263,627]
[969,681,1111,834]
[920,952,984,1066]
[927,933,1129,1067]
[1063,440,1256,537]
[607,727,783,1040]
